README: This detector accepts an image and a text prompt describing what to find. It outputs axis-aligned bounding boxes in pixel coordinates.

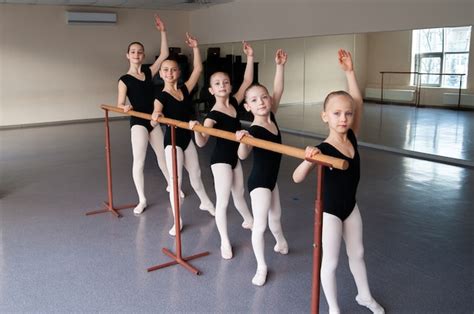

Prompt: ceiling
[1,0,234,10]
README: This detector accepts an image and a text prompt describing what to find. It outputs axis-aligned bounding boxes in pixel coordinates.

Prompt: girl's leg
[321,212,343,314]
[149,125,185,198]
[211,163,233,259]
[249,188,272,286]
[268,184,288,254]
[165,145,184,236]
[343,205,384,314]
[183,141,215,215]
[230,161,253,229]
[130,125,149,214]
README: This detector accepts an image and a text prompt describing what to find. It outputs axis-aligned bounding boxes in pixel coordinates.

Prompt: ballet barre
[98,104,348,314]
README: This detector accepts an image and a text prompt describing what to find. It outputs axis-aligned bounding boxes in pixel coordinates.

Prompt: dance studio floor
[0,105,472,313]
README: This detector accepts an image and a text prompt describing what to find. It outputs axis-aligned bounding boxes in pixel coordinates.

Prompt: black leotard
[247,112,282,193]
[155,85,195,151]
[205,97,241,169]
[119,67,154,132]
[317,129,360,221]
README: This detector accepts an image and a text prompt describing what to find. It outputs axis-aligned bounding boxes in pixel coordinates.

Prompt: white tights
[131,125,169,209]
[321,205,382,313]
[165,141,214,235]
[249,185,288,286]
[211,162,253,259]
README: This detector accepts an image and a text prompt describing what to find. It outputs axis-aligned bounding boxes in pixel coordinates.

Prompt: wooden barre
[101,104,348,170]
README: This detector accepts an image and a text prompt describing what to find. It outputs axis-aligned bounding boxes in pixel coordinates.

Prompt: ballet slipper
[274,241,289,255]
[169,218,184,236]
[241,219,253,230]
[252,268,268,286]
[199,203,216,216]
[133,202,147,215]
[220,244,233,260]
[355,295,385,314]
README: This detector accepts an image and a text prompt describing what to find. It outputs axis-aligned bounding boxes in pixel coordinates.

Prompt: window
[411,26,471,88]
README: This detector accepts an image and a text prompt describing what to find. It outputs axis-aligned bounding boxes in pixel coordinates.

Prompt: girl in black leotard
[236,49,288,287]
[293,50,384,314]
[152,33,215,236]
[117,15,171,215]
[190,41,254,260]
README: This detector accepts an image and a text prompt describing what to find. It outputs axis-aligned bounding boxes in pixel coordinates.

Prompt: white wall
[190,0,473,45]
[0,5,188,126]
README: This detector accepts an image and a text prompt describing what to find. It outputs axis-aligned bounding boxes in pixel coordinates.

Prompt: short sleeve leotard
[317,129,360,221]
[205,97,241,169]
[247,112,282,193]
[119,67,155,132]
[155,85,195,151]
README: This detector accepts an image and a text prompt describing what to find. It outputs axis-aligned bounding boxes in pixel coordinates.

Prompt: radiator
[443,93,474,107]
[365,88,415,102]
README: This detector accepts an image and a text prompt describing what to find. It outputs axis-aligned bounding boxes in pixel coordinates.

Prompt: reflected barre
[100,104,348,171]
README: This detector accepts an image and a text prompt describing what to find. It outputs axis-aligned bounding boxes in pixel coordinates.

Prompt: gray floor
[0,110,473,313]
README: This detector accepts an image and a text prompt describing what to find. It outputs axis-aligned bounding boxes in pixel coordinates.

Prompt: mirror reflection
[195,26,473,163]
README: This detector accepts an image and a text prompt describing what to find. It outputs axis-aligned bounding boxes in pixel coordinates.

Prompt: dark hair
[244,83,269,101]
[209,71,231,85]
[323,90,353,110]
[127,41,144,53]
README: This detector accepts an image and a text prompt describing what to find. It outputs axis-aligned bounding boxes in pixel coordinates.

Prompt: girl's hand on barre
[123,105,133,113]
[236,130,251,141]
[305,146,320,159]
[189,120,200,130]
[151,111,163,121]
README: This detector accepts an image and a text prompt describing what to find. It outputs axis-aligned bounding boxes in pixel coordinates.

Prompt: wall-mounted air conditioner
[66,12,117,25]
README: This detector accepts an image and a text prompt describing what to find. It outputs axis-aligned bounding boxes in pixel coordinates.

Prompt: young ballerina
[152,33,215,236]
[292,49,384,314]
[235,49,288,286]
[189,41,255,260]
[117,15,173,215]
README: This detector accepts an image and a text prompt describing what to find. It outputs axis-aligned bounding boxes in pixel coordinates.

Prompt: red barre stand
[311,164,326,314]
[86,109,136,218]
[147,125,209,275]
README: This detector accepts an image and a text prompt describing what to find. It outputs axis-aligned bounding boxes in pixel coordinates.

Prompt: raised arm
[338,49,363,134]
[184,32,203,93]
[149,15,169,77]
[272,49,287,113]
[233,41,255,103]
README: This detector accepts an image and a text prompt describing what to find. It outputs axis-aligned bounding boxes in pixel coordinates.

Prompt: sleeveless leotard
[119,67,155,132]
[205,97,241,169]
[317,128,360,221]
[247,112,282,193]
[155,85,195,150]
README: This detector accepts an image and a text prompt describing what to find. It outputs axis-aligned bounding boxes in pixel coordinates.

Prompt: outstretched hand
[154,14,165,32]
[242,41,254,57]
[275,49,288,65]
[338,49,353,72]
[189,120,200,130]
[185,32,198,48]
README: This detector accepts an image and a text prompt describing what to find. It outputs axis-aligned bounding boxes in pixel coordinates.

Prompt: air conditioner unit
[66,12,117,25]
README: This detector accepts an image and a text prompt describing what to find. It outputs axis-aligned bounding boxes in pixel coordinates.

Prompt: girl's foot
[241,219,253,230]
[133,202,147,215]
[199,202,215,216]
[274,241,289,255]
[355,295,385,314]
[166,186,185,198]
[252,267,268,286]
[169,218,183,236]
[220,244,233,260]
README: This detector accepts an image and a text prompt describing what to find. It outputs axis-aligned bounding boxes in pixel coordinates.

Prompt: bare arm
[117,80,132,112]
[149,15,169,77]
[151,99,164,121]
[236,130,253,160]
[191,118,215,147]
[292,146,319,183]
[338,49,363,135]
[272,49,287,113]
[233,41,254,103]
[184,33,203,93]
